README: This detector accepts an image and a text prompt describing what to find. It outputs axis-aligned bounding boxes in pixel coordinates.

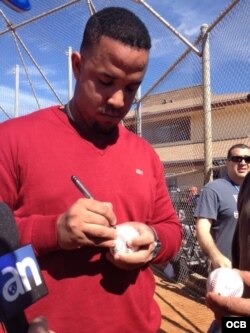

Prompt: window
[142,117,191,144]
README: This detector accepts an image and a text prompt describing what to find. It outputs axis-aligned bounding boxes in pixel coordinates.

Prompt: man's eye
[98,79,112,86]
[126,86,138,93]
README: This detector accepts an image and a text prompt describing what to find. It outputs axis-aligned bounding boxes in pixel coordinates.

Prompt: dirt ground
[154,272,214,333]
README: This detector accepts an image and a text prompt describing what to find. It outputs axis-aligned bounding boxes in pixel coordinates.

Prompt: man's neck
[65,102,119,149]
[227,174,242,186]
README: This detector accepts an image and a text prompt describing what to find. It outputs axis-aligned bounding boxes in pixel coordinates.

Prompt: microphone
[0,202,48,333]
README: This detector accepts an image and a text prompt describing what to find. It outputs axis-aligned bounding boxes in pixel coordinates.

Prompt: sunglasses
[229,155,250,163]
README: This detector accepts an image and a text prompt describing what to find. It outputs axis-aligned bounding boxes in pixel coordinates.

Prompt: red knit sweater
[0,106,181,333]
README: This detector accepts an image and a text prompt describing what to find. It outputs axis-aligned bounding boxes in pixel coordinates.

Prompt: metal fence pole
[135,86,142,137]
[201,24,213,184]
[14,64,19,118]
[67,46,73,101]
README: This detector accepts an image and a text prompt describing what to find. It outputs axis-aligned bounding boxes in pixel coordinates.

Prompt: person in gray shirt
[206,172,250,322]
[195,143,250,333]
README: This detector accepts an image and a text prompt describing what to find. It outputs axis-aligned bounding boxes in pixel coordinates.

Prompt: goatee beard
[93,121,116,134]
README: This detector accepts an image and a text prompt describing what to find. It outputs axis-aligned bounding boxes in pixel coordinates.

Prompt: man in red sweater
[0,7,182,333]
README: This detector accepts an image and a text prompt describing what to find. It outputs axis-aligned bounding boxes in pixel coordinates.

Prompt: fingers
[74,199,116,227]
[28,316,55,333]
[105,251,144,270]
[223,296,250,316]
[105,222,157,270]
[206,292,250,317]
[83,223,116,247]
[57,199,117,249]
[125,223,156,259]
[211,255,232,269]
[238,270,250,286]
[102,202,117,227]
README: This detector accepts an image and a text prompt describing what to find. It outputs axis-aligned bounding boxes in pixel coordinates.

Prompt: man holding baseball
[0,7,182,333]
[195,143,250,333]
[206,171,250,324]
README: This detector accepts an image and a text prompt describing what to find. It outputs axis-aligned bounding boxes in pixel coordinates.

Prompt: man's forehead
[231,147,250,155]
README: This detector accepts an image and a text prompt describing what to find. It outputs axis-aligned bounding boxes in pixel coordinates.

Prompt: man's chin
[238,172,249,178]
[93,122,117,134]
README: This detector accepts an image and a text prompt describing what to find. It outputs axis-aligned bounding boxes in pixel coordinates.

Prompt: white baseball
[111,224,139,254]
[206,267,244,297]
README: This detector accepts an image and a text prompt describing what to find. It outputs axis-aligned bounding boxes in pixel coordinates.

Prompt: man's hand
[211,253,232,269]
[206,271,250,321]
[196,218,232,270]
[106,222,157,270]
[206,292,250,322]
[57,198,116,250]
[28,317,55,333]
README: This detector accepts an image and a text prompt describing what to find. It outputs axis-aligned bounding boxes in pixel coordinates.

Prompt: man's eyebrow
[98,71,116,79]
[99,72,142,85]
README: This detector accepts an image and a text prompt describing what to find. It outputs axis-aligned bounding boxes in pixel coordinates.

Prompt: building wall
[125,90,250,191]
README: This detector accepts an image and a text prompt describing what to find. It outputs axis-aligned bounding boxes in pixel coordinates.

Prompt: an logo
[0,244,47,319]
[2,256,42,302]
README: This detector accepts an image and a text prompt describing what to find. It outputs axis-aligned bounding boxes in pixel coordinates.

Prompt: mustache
[101,107,122,115]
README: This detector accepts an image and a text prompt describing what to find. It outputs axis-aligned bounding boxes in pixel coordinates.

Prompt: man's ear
[71,52,82,80]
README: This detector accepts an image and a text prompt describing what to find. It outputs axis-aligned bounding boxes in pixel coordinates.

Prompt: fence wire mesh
[124,0,250,288]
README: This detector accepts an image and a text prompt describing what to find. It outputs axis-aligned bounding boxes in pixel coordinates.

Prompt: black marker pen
[71,175,93,199]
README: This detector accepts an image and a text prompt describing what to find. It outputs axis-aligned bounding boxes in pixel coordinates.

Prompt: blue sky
[0,0,248,119]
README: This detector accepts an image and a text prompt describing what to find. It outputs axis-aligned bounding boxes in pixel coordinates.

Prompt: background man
[195,143,250,333]
[206,171,250,323]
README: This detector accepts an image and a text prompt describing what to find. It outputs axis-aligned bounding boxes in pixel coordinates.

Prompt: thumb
[28,316,56,333]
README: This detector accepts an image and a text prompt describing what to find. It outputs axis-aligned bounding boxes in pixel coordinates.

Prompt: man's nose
[107,90,125,109]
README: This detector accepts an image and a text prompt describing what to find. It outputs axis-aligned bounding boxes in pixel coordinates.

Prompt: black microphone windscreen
[0,202,29,332]
[0,202,19,255]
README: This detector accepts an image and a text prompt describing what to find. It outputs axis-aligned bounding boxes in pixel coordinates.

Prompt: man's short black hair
[80,6,151,52]
[227,143,250,159]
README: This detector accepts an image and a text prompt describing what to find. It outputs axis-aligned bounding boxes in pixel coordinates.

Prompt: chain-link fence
[1,0,249,295]
[123,0,250,292]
